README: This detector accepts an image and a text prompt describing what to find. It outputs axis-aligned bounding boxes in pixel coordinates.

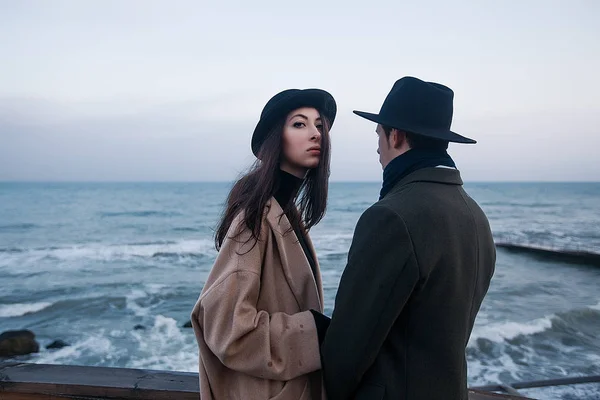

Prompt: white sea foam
[125,284,170,317]
[522,383,600,400]
[31,317,195,371]
[0,239,216,268]
[129,314,198,372]
[589,301,600,311]
[145,283,168,294]
[35,334,119,365]
[0,302,53,318]
[31,314,197,372]
[125,289,152,317]
[469,316,553,344]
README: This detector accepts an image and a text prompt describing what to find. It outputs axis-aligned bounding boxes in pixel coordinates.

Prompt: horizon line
[1,180,599,184]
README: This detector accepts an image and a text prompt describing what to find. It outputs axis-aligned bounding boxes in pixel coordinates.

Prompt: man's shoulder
[375,184,423,216]
[360,201,401,219]
[356,202,410,237]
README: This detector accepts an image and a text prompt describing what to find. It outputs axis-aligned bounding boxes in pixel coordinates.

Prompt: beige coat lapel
[266,198,322,312]
[303,230,325,310]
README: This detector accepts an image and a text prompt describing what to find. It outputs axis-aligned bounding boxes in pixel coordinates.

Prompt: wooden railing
[0,361,535,399]
[471,375,600,396]
[0,362,198,400]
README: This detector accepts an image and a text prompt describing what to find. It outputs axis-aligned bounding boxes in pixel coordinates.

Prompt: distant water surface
[1,182,599,399]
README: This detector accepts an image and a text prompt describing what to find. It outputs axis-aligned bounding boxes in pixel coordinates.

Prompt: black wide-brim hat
[353,76,476,144]
[252,88,337,157]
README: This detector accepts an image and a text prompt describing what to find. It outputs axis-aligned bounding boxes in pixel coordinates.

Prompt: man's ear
[391,129,407,149]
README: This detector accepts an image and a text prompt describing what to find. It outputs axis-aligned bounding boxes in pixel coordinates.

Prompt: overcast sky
[1,0,599,182]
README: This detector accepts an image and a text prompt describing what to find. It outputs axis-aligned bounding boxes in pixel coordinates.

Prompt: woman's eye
[316,124,323,132]
[293,122,305,128]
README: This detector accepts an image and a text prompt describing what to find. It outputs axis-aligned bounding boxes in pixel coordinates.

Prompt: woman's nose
[311,127,321,141]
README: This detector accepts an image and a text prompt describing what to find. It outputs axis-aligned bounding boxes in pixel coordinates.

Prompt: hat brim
[252,89,337,157]
[353,110,476,144]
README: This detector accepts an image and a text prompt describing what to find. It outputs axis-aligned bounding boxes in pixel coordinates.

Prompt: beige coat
[191,198,326,400]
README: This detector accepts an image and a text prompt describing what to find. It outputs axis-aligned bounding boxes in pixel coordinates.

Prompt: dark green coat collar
[386,167,463,198]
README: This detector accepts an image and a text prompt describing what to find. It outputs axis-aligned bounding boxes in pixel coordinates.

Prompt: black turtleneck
[274,169,330,345]
[274,170,317,279]
[273,169,303,214]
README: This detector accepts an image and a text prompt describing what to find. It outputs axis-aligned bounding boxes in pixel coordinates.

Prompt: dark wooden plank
[0,392,108,399]
[0,362,198,399]
[468,389,534,399]
[512,375,600,389]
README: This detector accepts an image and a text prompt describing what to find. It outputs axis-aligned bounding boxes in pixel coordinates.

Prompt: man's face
[376,124,393,169]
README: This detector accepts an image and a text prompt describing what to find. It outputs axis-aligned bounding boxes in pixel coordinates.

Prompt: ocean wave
[0,301,53,318]
[34,333,119,366]
[495,241,595,253]
[0,239,216,264]
[125,284,170,317]
[320,252,349,261]
[493,226,600,245]
[0,223,38,231]
[481,201,557,208]
[470,303,600,346]
[172,227,202,232]
[469,316,554,344]
[522,383,600,400]
[467,306,600,397]
[99,211,182,218]
[151,252,206,260]
[129,314,198,372]
[0,247,24,253]
[31,317,197,372]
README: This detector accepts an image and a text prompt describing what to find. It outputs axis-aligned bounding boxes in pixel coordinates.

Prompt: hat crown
[379,76,454,131]
[260,89,300,119]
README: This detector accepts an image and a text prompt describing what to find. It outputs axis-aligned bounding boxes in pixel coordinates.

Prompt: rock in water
[182,320,193,328]
[0,330,40,357]
[46,339,70,349]
[133,324,146,330]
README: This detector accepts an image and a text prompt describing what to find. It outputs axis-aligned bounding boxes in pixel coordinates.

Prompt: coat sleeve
[321,204,420,400]
[196,217,321,381]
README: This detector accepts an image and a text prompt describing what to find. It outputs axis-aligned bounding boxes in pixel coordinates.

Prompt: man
[319,77,496,400]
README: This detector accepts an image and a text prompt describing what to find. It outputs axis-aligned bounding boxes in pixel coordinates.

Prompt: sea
[1,182,599,399]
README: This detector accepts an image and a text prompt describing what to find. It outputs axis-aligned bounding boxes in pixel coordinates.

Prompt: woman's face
[280,107,324,178]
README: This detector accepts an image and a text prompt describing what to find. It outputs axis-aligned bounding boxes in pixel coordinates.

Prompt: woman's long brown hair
[214,111,331,250]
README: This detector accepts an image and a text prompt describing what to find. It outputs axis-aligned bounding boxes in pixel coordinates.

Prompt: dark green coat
[321,167,496,400]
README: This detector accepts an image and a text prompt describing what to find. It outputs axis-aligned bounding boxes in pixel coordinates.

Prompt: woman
[191,88,336,399]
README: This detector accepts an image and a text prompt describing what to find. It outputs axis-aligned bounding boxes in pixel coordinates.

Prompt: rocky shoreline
[0,320,194,358]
